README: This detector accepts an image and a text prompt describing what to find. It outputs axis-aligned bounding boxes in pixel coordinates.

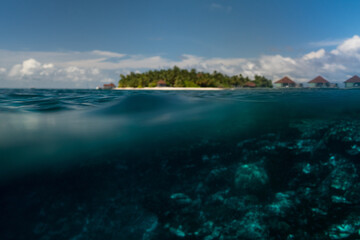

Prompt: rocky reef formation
[2,118,360,239]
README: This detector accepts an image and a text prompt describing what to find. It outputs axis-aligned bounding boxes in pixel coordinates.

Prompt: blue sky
[1,0,360,87]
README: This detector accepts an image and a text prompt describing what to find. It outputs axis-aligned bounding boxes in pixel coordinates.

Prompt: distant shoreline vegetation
[118,66,273,88]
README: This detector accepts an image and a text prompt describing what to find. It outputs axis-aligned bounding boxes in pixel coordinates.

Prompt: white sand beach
[114,87,225,91]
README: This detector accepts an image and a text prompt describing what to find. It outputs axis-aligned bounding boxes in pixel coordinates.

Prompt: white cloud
[11,58,40,76]
[259,55,296,74]
[100,77,115,83]
[22,59,41,75]
[43,63,54,69]
[5,58,106,86]
[92,50,126,58]
[8,58,57,78]
[303,49,326,60]
[323,63,346,72]
[91,68,100,75]
[3,35,360,87]
[8,64,22,77]
[332,35,360,56]
[65,66,84,74]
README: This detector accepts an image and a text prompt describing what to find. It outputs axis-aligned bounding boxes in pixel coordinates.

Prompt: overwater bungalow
[103,83,116,89]
[96,83,116,90]
[308,76,330,88]
[344,75,360,88]
[243,81,256,88]
[274,77,296,88]
[157,80,167,87]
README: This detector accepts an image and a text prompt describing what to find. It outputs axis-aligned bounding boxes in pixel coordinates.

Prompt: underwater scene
[1,88,360,240]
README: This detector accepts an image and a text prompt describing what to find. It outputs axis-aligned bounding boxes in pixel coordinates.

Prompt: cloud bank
[2,35,360,88]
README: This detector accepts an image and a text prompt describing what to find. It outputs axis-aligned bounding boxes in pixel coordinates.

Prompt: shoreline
[114,87,225,91]
[113,87,348,91]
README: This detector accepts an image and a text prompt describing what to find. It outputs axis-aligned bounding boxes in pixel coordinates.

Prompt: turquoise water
[1,89,360,239]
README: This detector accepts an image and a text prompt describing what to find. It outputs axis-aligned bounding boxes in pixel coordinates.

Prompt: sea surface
[1,88,360,239]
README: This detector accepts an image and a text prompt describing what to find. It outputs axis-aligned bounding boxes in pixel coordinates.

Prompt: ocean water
[1,88,360,239]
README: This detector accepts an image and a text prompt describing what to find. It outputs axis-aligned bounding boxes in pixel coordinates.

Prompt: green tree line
[118,66,273,88]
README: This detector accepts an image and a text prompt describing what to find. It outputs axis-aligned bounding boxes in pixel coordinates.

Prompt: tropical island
[117,66,273,89]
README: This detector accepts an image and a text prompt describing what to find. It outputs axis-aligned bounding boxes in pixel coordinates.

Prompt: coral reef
[2,119,360,239]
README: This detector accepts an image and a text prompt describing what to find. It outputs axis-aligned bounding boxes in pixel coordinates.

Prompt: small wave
[95,93,193,115]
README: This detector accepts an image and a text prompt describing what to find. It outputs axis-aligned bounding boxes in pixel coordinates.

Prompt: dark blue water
[1,89,360,239]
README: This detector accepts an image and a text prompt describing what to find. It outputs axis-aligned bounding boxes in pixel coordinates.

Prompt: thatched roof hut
[308,76,330,88]
[274,77,296,88]
[345,75,360,88]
